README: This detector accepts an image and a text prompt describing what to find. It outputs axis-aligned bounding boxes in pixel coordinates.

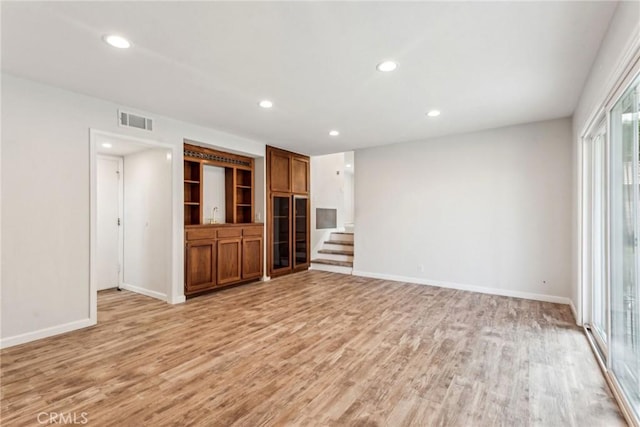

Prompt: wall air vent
[118,110,153,131]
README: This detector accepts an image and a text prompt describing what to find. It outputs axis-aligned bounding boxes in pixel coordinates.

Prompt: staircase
[311,231,354,275]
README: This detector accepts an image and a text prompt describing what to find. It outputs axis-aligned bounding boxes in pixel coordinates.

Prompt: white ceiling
[1,2,617,155]
[95,133,158,157]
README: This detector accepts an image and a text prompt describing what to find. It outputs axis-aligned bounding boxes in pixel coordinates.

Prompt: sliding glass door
[610,74,640,418]
[591,125,609,349]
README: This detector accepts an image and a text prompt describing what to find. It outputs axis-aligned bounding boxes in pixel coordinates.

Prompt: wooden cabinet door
[217,238,242,285]
[293,196,309,270]
[269,194,292,276]
[269,150,291,192]
[185,240,216,294]
[242,236,263,279]
[291,156,309,194]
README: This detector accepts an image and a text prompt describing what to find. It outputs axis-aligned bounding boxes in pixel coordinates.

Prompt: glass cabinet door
[272,195,291,271]
[293,196,309,267]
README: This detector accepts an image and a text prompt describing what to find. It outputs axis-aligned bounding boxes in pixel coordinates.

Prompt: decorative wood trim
[184,142,253,169]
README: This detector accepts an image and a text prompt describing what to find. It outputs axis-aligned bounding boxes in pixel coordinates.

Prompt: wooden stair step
[324,240,354,246]
[311,259,353,267]
[319,249,354,256]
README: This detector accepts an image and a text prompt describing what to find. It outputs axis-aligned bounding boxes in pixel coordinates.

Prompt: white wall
[354,118,573,302]
[123,148,172,299]
[1,73,266,346]
[343,170,354,225]
[202,165,226,224]
[310,153,345,256]
[571,1,640,322]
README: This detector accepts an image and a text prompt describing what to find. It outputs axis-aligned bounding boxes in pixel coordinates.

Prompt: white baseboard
[0,318,95,349]
[569,300,581,326]
[311,263,353,275]
[169,295,186,304]
[351,270,572,305]
[120,283,167,302]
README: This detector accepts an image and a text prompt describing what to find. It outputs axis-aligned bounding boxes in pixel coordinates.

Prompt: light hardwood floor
[1,271,625,426]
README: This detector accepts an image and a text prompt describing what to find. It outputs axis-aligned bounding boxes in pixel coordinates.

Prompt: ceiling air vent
[118,110,153,131]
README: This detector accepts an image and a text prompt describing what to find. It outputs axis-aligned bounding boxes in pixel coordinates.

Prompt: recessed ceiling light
[346,164,352,168]
[258,100,273,109]
[376,61,397,72]
[102,143,112,148]
[329,130,340,137]
[103,35,131,49]
[427,110,441,117]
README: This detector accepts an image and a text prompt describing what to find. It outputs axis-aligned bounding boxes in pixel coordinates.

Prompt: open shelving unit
[183,142,254,225]
[184,159,203,225]
[225,167,254,224]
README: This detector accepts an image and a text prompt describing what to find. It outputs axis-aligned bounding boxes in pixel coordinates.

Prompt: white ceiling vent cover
[118,110,153,131]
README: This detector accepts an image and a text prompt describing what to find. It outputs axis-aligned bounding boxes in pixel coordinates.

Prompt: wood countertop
[185,222,264,229]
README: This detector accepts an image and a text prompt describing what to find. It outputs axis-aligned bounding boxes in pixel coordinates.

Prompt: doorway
[96,155,124,291]
[90,129,179,324]
[309,151,355,273]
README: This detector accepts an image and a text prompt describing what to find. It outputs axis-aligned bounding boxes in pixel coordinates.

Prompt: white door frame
[89,129,184,325]
[96,154,124,290]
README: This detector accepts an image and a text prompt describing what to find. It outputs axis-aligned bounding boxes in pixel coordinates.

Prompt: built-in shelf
[225,166,254,224]
[184,158,203,225]
[184,143,254,225]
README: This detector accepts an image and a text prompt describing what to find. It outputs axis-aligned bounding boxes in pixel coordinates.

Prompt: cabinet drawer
[217,228,242,239]
[243,226,263,237]
[186,228,217,241]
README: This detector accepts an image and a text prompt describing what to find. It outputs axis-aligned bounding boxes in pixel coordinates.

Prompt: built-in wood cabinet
[185,239,216,294]
[293,196,309,267]
[184,224,264,296]
[270,193,292,275]
[242,236,263,279]
[184,142,254,225]
[268,147,310,194]
[266,146,310,277]
[291,156,310,194]
[183,140,263,297]
[269,149,292,192]
[217,237,242,285]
